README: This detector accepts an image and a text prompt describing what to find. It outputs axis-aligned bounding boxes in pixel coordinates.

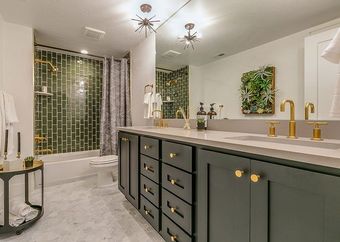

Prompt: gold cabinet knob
[145,166,149,171]
[144,145,151,150]
[235,170,244,178]
[250,174,260,183]
[144,187,149,193]
[121,137,128,142]
[170,179,177,185]
[170,207,176,213]
[145,209,150,215]
[170,235,177,242]
[169,153,177,158]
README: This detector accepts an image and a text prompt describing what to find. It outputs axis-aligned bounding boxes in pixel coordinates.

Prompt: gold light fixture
[179,23,200,50]
[132,4,160,38]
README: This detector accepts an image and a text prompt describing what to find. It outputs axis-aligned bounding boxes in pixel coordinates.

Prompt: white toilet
[90,155,118,188]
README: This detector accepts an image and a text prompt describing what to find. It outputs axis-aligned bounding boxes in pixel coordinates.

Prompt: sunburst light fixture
[132,4,160,38]
[179,23,200,50]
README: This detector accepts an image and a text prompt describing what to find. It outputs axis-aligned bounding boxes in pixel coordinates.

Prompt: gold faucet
[280,99,297,139]
[176,107,191,130]
[152,110,167,128]
[304,102,315,120]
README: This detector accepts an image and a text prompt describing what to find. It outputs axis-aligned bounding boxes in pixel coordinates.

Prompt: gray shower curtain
[100,57,132,155]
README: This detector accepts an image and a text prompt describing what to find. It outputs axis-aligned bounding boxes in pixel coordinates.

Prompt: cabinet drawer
[162,189,192,234]
[162,164,192,204]
[140,137,159,159]
[162,141,192,172]
[140,155,159,183]
[140,195,160,231]
[161,215,192,242]
[140,175,160,207]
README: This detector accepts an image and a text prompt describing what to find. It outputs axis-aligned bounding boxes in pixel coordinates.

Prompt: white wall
[190,19,340,120]
[130,34,156,126]
[2,22,34,159]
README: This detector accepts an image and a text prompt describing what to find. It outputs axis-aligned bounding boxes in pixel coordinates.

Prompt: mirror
[155,0,340,120]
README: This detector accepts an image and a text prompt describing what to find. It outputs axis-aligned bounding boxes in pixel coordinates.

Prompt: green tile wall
[34,48,103,154]
[156,66,189,119]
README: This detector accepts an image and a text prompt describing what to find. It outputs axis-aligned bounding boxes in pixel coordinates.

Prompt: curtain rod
[34,43,105,59]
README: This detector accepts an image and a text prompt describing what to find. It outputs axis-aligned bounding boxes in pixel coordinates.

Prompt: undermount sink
[225,135,340,150]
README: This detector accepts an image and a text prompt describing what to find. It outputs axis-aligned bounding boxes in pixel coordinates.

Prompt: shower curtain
[100,57,131,155]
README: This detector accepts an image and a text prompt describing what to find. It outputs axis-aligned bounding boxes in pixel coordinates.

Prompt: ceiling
[0,0,189,57]
[156,0,340,70]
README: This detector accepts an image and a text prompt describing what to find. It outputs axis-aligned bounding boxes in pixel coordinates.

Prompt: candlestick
[4,129,8,160]
[17,132,21,159]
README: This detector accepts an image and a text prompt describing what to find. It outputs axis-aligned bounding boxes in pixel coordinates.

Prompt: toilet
[90,155,118,188]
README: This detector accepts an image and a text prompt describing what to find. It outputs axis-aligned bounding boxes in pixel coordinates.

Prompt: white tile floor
[0,177,164,242]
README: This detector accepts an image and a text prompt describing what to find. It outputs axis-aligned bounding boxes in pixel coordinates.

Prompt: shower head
[35,59,58,72]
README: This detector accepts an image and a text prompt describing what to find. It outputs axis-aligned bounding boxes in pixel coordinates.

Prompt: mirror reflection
[155,0,340,120]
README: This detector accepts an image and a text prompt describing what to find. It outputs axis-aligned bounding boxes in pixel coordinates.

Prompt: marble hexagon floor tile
[0,178,164,242]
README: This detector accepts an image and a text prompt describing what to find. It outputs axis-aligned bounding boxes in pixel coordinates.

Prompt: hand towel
[25,208,39,222]
[151,93,163,118]
[0,211,25,227]
[10,202,32,217]
[330,67,340,117]
[143,93,152,119]
[2,92,19,155]
[322,28,340,64]
[3,93,19,124]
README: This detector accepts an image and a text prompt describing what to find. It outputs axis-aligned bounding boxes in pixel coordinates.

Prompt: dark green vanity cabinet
[118,132,139,209]
[198,149,340,242]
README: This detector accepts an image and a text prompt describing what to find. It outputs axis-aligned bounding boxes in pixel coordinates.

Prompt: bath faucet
[280,99,297,139]
[176,107,191,130]
[304,102,315,120]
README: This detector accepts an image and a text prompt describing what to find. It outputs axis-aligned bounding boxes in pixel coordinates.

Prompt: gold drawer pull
[121,137,128,142]
[235,170,244,178]
[170,235,177,242]
[145,187,149,193]
[251,174,261,183]
[169,153,177,158]
[170,207,176,213]
[144,145,151,150]
[170,179,177,185]
[145,209,150,215]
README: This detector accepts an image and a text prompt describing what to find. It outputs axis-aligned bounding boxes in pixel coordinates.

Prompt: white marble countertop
[118,126,340,170]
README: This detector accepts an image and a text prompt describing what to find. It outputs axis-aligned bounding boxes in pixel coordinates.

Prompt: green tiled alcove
[34,48,103,154]
[156,66,189,119]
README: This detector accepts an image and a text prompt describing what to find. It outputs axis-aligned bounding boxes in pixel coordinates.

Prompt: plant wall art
[240,65,276,115]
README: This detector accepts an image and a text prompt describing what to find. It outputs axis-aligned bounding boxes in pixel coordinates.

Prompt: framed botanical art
[240,66,276,115]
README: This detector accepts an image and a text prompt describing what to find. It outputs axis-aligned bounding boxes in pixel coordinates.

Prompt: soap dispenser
[208,103,217,119]
[196,102,208,130]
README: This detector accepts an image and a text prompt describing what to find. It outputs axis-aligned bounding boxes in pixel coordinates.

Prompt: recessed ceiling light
[81,50,88,55]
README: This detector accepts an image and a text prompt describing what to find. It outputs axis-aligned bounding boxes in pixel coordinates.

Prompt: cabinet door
[251,160,340,242]
[118,132,128,194]
[118,133,139,209]
[197,149,251,242]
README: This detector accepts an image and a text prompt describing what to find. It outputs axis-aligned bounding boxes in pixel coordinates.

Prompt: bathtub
[37,150,101,186]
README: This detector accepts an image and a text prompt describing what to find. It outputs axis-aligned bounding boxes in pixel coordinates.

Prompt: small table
[0,160,44,235]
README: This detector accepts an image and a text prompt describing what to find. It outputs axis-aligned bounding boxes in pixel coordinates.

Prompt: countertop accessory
[266,121,280,137]
[305,102,315,120]
[196,102,207,130]
[280,99,297,139]
[132,4,160,38]
[0,160,44,235]
[152,110,167,128]
[208,103,217,119]
[306,121,328,141]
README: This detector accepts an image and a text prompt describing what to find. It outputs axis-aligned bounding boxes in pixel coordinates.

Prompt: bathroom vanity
[118,127,340,242]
